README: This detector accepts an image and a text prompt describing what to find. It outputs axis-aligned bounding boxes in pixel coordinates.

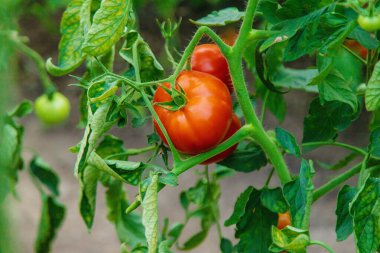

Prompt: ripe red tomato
[153,71,233,155]
[201,114,241,164]
[277,211,291,229]
[344,40,368,59]
[191,44,233,93]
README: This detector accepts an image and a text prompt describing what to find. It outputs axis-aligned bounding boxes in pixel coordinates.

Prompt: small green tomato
[34,92,70,125]
[357,14,380,32]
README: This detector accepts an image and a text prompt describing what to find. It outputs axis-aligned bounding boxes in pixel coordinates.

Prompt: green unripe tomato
[357,14,380,32]
[35,92,70,125]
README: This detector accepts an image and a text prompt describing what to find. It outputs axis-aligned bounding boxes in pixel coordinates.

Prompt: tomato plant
[3,0,380,253]
[35,92,70,125]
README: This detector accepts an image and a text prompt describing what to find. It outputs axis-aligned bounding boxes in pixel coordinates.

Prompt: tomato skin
[191,44,233,93]
[34,92,70,125]
[357,14,380,32]
[277,211,291,230]
[344,40,368,59]
[153,71,233,155]
[201,114,241,164]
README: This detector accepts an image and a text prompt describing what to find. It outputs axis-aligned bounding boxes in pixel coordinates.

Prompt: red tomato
[201,114,241,164]
[191,44,233,93]
[344,40,368,59]
[153,71,233,155]
[277,211,291,230]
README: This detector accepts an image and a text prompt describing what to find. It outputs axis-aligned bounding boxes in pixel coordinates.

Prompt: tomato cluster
[154,43,239,164]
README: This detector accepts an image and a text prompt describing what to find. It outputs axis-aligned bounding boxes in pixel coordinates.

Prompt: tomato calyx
[154,82,187,111]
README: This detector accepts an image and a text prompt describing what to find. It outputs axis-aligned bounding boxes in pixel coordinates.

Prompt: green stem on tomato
[302,141,367,156]
[11,34,56,94]
[309,240,335,253]
[126,125,253,215]
[313,163,362,202]
[173,124,253,174]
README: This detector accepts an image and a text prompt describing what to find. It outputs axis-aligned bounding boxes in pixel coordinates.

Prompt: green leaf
[34,194,66,253]
[88,80,119,103]
[257,0,281,24]
[142,174,159,253]
[218,142,267,172]
[302,99,361,143]
[318,71,358,112]
[180,228,210,250]
[30,156,60,196]
[349,28,380,49]
[261,187,288,214]
[235,188,277,253]
[120,32,164,82]
[335,185,356,241]
[225,186,254,226]
[271,68,319,93]
[105,160,146,185]
[277,0,320,19]
[82,0,132,56]
[96,134,127,159]
[349,177,380,253]
[369,127,380,159]
[220,238,233,253]
[158,240,173,253]
[104,180,145,247]
[79,165,99,230]
[46,0,86,76]
[366,61,380,111]
[168,223,184,241]
[270,226,310,253]
[261,8,327,51]
[190,7,244,26]
[74,101,119,177]
[158,172,178,187]
[10,100,33,118]
[283,159,314,229]
[275,127,301,158]
[0,115,25,196]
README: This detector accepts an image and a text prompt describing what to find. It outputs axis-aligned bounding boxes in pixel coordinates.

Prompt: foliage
[3,0,380,252]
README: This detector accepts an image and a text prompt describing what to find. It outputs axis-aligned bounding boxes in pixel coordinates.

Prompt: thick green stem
[313,163,361,202]
[252,126,292,184]
[224,0,292,185]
